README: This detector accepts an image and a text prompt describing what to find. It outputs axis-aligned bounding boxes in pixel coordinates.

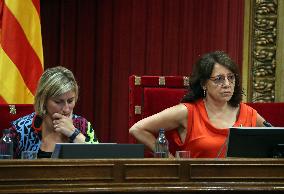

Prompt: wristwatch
[69,128,80,142]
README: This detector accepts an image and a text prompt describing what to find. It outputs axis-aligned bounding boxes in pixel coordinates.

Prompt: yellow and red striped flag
[0,0,44,104]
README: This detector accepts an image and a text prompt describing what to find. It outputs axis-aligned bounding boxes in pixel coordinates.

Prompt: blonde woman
[10,66,98,158]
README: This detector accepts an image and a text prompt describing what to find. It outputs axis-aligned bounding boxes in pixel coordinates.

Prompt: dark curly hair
[181,51,242,107]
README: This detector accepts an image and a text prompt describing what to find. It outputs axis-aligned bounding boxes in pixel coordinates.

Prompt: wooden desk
[1,158,284,193]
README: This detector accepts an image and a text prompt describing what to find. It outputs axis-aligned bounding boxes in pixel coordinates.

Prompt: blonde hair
[34,66,79,116]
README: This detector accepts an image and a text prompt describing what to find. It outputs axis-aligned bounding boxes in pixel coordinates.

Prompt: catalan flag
[0,0,44,104]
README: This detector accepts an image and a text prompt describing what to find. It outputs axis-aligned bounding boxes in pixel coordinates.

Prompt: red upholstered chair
[129,75,189,157]
[0,104,34,135]
[246,103,284,127]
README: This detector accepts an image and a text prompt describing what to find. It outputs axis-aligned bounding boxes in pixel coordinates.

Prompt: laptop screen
[226,127,284,158]
[51,143,145,159]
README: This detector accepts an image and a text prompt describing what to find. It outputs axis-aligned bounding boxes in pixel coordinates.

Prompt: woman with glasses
[129,51,269,158]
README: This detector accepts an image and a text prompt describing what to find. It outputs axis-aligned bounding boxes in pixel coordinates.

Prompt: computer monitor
[51,143,144,159]
[226,127,284,158]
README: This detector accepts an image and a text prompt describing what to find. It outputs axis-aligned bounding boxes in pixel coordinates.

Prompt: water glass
[21,151,37,159]
[175,151,191,159]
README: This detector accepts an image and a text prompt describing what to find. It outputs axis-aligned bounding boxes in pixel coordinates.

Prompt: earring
[203,89,206,97]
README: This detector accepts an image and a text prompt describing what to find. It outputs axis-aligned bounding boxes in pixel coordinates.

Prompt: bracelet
[69,128,80,142]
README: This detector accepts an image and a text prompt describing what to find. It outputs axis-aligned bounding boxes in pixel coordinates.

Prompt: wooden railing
[1,158,284,193]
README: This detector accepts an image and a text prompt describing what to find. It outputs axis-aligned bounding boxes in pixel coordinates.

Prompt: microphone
[216,137,229,158]
[263,120,273,127]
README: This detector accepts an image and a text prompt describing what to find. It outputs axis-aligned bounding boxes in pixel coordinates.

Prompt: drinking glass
[21,151,37,159]
[175,151,191,159]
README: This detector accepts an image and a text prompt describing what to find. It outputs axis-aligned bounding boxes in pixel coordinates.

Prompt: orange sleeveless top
[170,99,257,158]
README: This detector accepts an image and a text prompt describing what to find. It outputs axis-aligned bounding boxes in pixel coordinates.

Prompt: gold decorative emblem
[183,76,189,86]
[9,105,16,115]
[134,105,141,115]
[159,76,165,86]
[134,76,141,86]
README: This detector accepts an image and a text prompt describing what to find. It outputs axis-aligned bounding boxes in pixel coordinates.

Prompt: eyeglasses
[209,73,236,86]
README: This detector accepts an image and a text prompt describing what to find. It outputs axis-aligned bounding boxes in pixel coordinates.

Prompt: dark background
[40,0,244,143]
